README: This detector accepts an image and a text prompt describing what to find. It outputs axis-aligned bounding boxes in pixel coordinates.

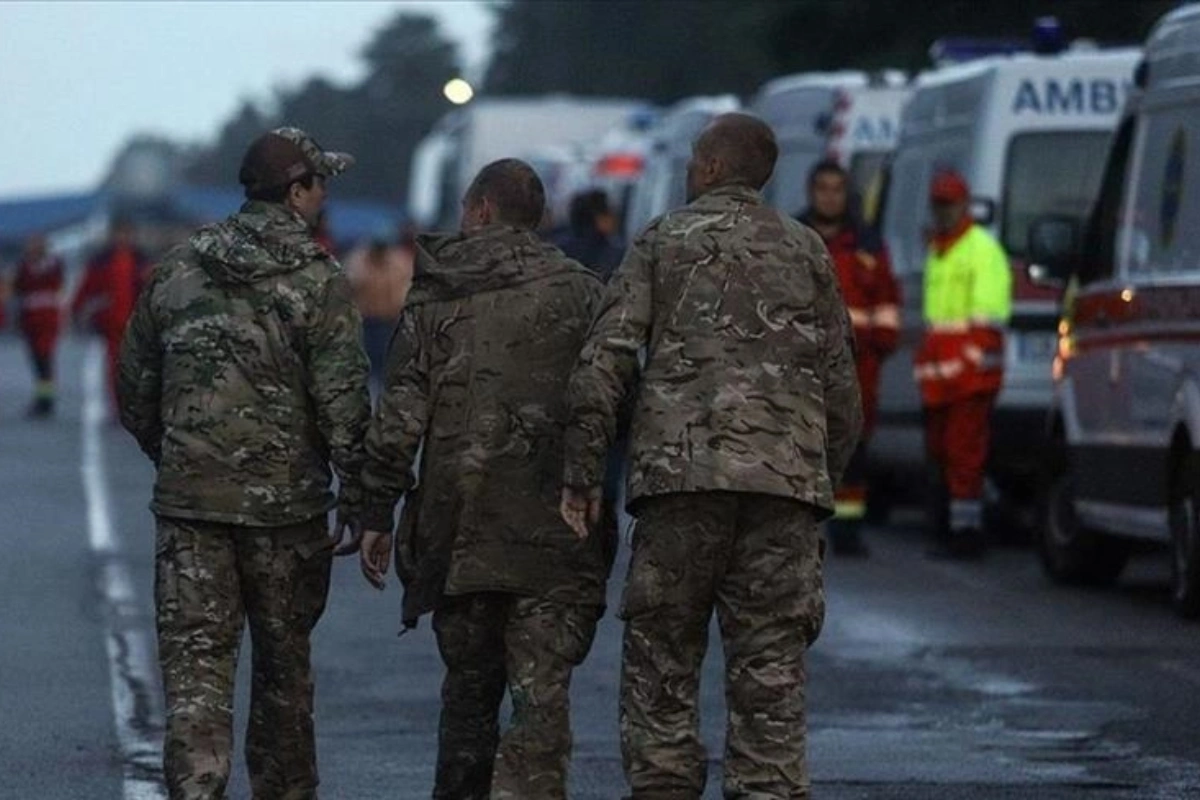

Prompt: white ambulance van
[622,95,740,239]
[751,71,910,217]
[1034,5,1200,617]
[407,97,645,230]
[874,46,1140,528]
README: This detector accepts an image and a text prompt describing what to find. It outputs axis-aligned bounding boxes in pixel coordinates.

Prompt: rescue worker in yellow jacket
[915,171,1012,557]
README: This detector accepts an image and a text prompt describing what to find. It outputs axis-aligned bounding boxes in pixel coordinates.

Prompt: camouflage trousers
[431,592,600,800]
[154,516,334,800]
[619,492,825,799]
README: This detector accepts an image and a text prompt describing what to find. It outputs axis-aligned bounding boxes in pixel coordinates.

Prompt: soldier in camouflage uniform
[561,113,862,799]
[117,128,371,800]
[359,159,616,800]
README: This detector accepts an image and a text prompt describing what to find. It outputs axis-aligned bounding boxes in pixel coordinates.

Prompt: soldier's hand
[560,486,602,540]
[332,513,364,556]
[360,529,392,590]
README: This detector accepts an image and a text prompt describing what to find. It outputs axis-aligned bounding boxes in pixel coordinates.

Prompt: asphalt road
[3,334,1200,799]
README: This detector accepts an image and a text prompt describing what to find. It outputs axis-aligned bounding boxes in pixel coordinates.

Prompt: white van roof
[663,94,741,117]
[911,47,1140,91]
[1145,3,1200,88]
[902,47,1141,140]
[756,70,908,98]
[649,95,740,157]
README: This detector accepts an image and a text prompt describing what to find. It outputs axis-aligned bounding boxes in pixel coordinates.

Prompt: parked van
[1035,5,1200,617]
[752,71,910,218]
[623,95,740,239]
[874,46,1140,528]
[407,96,645,230]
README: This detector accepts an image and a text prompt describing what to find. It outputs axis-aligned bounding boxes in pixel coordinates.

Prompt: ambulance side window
[1120,105,1200,277]
[1002,131,1113,260]
[1080,117,1135,285]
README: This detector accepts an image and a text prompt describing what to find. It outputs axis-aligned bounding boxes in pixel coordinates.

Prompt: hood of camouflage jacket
[191,200,329,286]
[409,225,576,303]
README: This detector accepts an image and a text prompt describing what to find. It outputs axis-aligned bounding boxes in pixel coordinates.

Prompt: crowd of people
[0,108,1013,797]
[0,185,627,415]
[108,118,859,800]
[0,220,150,416]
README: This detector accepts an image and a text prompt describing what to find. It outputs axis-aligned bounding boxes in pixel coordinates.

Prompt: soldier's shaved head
[693,113,779,192]
[463,158,546,231]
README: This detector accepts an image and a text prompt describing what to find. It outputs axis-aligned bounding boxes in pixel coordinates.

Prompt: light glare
[444,78,474,105]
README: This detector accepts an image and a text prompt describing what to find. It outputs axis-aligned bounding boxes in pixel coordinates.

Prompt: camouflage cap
[239,127,355,193]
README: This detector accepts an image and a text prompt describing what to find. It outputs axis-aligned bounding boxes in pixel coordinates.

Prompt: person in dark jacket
[798,159,902,556]
[554,188,624,282]
[360,159,616,799]
[118,127,369,799]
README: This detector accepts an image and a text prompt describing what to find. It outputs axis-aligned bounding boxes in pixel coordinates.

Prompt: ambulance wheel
[1039,470,1130,587]
[1168,452,1200,619]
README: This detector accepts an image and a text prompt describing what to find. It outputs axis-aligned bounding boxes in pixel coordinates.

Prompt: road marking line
[82,340,167,799]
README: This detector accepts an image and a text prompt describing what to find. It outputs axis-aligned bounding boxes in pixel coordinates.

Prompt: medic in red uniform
[916,172,1012,558]
[72,220,149,402]
[799,160,901,556]
[14,234,66,417]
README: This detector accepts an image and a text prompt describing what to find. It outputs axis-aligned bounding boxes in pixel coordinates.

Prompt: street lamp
[443,78,474,105]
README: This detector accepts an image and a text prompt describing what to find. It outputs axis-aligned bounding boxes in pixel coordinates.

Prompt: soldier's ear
[706,155,727,186]
[286,180,306,211]
[479,197,497,226]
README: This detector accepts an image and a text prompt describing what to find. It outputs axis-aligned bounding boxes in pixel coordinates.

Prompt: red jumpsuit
[72,245,148,399]
[15,255,65,362]
[806,216,901,524]
[915,220,1012,538]
[15,254,66,408]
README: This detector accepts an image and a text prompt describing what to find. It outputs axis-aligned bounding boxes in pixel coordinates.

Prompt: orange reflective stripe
[914,359,965,382]
[848,307,872,327]
[19,291,60,310]
[873,305,900,329]
[835,499,867,519]
[927,321,970,333]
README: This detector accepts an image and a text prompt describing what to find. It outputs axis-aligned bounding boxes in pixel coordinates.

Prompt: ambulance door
[1112,97,1200,512]
[999,129,1116,408]
[1062,116,1137,507]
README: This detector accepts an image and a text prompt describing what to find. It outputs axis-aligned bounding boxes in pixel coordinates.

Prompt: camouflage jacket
[563,183,862,516]
[118,201,371,527]
[361,225,613,625]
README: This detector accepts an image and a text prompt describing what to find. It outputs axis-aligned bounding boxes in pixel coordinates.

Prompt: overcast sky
[0,1,490,198]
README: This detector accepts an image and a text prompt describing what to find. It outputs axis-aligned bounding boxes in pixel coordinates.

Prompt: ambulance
[751,71,911,219]
[407,96,646,230]
[1034,4,1200,617]
[623,95,740,239]
[873,46,1140,529]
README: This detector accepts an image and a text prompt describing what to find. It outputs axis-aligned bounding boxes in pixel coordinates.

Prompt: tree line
[178,0,1176,204]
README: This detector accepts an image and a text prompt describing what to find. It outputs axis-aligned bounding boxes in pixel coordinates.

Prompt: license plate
[1016,332,1057,362]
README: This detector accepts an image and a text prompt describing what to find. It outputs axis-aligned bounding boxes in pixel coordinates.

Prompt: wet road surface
[3,335,1199,799]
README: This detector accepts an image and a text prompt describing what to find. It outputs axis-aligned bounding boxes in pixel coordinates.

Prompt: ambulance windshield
[1002,131,1113,258]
